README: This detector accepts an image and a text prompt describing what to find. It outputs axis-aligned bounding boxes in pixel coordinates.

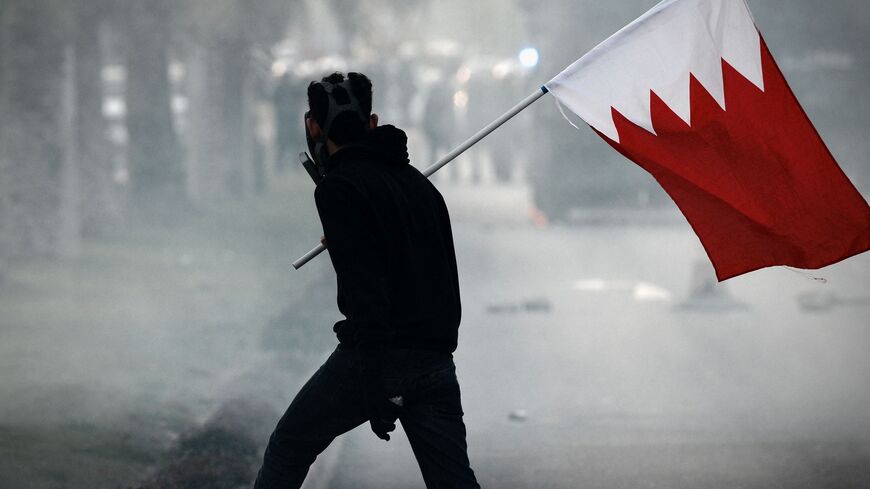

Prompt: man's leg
[254,347,368,489]
[400,360,480,489]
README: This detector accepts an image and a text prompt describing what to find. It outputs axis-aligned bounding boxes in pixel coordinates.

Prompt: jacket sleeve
[314,175,392,349]
[436,189,462,325]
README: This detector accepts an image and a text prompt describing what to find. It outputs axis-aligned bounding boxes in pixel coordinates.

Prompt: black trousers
[254,345,480,489]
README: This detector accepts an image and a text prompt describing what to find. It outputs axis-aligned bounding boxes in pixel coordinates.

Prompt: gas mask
[303,79,369,182]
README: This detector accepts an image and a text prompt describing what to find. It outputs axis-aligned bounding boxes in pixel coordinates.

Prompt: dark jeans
[254,345,480,489]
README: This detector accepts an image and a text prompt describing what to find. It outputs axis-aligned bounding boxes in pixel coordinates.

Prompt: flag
[545,0,870,281]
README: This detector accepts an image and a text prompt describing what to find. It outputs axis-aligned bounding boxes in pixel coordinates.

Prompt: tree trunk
[74,2,121,235]
[125,0,186,217]
[181,0,296,203]
[0,1,10,268]
[522,0,662,218]
[239,50,257,196]
[184,43,208,205]
[216,38,249,198]
[0,0,67,256]
[59,45,81,258]
[185,35,252,203]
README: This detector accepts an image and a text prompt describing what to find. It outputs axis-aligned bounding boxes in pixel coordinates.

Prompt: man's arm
[314,175,392,344]
[315,175,399,440]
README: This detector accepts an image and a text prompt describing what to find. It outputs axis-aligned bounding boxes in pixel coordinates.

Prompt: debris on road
[486,298,553,315]
[508,409,528,422]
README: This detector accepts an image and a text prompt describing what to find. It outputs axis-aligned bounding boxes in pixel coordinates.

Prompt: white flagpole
[291,86,550,270]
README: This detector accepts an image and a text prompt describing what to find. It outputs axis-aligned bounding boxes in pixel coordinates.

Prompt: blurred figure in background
[422,73,457,173]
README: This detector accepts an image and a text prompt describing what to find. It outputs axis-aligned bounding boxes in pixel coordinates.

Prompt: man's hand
[362,377,402,441]
[369,405,400,441]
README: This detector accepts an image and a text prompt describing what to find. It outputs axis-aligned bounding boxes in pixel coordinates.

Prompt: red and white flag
[546,0,870,280]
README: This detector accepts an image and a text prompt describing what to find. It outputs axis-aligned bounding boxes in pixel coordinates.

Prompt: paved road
[312,184,870,488]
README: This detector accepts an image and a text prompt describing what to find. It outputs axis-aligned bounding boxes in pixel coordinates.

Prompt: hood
[327,124,410,172]
[361,124,410,166]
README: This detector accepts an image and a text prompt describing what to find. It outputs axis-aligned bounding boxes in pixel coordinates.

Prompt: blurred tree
[518,0,663,219]
[0,1,9,267]
[0,1,9,265]
[72,0,122,235]
[181,0,295,204]
[123,0,186,216]
[0,0,69,255]
[328,0,422,47]
[182,0,250,203]
[325,0,425,126]
[327,0,363,44]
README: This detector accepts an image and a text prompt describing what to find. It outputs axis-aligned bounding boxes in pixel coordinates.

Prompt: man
[254,72,480,489]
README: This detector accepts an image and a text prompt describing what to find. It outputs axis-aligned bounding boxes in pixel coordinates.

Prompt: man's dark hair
[307,72,373,146]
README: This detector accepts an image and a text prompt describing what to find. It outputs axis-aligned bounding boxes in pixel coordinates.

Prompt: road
[310,183,870,488]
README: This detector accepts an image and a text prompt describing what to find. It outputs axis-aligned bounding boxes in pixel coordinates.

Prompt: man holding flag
[256,72,480,489]
[281,0,869,485]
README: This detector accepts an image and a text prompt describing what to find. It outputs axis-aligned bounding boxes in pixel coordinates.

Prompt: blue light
[518,47,540,68]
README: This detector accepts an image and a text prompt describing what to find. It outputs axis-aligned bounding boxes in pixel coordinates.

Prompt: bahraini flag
[545,0,870,281]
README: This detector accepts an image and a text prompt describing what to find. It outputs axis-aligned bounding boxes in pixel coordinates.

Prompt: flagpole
[291,86,550,270]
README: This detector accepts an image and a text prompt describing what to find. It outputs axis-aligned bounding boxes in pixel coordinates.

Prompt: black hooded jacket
[314,125,461,353]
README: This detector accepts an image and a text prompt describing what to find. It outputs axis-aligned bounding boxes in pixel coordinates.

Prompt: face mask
[298,148,323,185]
[304,79,368,174]
[304,111,329,182]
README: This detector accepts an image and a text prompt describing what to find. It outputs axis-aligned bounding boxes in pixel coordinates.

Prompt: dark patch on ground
[0,423,162,489]
[141,399,277,489]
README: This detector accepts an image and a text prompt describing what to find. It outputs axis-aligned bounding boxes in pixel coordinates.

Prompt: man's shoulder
[314,172,359,206]
[321,145,443,209]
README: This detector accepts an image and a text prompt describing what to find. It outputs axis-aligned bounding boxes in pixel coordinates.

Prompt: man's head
[306,72,378,151]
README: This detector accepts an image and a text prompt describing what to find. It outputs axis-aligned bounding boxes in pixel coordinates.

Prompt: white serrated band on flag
[545,0,763,143]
